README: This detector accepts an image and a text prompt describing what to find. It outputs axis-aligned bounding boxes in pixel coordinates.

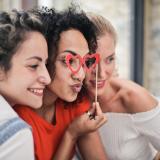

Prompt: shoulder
[13,105,38,125]
[0,117,31,146]
[14,105,34,116]
[0,118,34,159]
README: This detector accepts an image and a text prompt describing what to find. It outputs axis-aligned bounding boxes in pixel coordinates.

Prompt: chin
[97,89,105,96]
[65,95,78,102]
[29,101,42,109]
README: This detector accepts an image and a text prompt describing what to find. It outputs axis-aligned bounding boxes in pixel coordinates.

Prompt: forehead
[58,29,89,57]
[13,32,48,60]
[97,33,115,57]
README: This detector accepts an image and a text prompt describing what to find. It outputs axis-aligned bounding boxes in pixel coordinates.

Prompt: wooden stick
[95,64,98,102]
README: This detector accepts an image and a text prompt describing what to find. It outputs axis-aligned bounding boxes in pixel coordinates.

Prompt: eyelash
[59,59,67,66]
[28,64,39,70]
[61,59,76,67]
[105,57,115,64]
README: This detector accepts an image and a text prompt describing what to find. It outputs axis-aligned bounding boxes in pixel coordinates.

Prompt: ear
[0,67,6,81]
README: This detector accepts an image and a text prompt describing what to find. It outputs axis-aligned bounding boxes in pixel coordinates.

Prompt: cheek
[85,73,92,83]
[58,74,68,82]
[52,72,69,91]
[55,65,71,80]
[110,64,116,74]
[106,63,115,75]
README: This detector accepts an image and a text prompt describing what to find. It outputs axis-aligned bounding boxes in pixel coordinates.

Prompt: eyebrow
[106,53,115,58]
[26,56,43,62]
[62,50,90,56]
[62,50,77,56]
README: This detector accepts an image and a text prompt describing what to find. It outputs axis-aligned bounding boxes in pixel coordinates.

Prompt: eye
[28,64,39,70]
[105,56,115,64]
[85,57,96,68]
[58,59,67,66]
[62,59,67,64]
[69,59,74,65]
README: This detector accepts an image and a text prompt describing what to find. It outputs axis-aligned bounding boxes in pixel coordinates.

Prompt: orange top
[14,98,90,160]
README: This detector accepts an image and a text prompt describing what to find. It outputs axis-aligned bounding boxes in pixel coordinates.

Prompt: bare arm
[109,78,158,113]
[53,102,107,160]
[53,130,77,160]
[77,131,107,160]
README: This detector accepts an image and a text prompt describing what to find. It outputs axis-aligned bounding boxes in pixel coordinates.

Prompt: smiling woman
[4,31,51,107]
[0,10,50,159]
[84,12,160,160]
[14,6,107,160]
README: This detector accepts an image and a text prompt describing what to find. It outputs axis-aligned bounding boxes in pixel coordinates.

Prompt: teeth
[29,88,43,94]
[97,81,103,84]
[93,81,104,84]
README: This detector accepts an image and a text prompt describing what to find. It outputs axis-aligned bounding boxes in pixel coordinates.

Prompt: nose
[38,66,51,85]
[72,66,85,82]
[98,62,106,78]
[92,62,106,79]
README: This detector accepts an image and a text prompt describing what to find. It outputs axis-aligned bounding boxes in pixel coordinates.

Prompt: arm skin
[77,131,107,160]
[53,130,77,160]
[98,77,158,114]
[53,102,107,160]
[108,78,158,113]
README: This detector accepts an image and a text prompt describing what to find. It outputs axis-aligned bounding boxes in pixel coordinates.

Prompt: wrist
[65,129,78,142]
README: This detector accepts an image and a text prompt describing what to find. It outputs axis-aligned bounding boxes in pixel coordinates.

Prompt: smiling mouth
[28,88,44,96]
[90,80,105,88]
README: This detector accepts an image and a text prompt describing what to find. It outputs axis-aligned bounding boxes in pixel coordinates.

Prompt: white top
[99,102,160,160]
[0,95,34,160]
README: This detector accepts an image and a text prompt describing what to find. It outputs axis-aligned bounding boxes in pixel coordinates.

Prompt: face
[85,33,116,97]
[0,32,51,108]
[48,29,89,102]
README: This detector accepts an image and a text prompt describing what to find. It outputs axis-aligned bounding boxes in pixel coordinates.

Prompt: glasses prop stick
[95,63,98,102]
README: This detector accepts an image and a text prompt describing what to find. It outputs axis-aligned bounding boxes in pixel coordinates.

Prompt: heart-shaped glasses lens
[83,53,100,72]
[66,53,100,74]
[66,54,83,74]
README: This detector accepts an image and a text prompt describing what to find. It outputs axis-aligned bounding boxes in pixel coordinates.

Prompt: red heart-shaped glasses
[66,53,100,74]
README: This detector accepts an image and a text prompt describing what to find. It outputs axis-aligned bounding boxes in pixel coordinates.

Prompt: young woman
[0,10,50,159]
[84,13,160,160]
[14,7,107,160]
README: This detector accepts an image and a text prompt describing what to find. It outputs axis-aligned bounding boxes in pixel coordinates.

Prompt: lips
[90,80,105,88]
[71,83,82,93]
[28,88,44,96]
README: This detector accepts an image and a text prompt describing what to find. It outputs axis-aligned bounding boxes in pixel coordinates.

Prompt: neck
[88,83,116,112]
[35,88,58,123]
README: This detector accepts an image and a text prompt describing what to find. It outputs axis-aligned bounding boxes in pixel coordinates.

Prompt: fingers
[85,102,107,130]
[89,114,107,130]
[93,102,102,115]
[88,104,96,115]
[86,102,102,120]
[95,115,107,128]
[86,110,94,120]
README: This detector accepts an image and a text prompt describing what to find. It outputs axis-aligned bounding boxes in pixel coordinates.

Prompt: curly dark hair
[33,6,97,105]
[0,10,44,72]
[36,6,97,79]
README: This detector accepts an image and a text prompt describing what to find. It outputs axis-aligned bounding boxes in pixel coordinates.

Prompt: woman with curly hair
[0,10,51,159]
[14,7,107,160]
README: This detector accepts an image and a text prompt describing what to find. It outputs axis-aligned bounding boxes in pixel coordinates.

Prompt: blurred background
[0,0,160,96]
